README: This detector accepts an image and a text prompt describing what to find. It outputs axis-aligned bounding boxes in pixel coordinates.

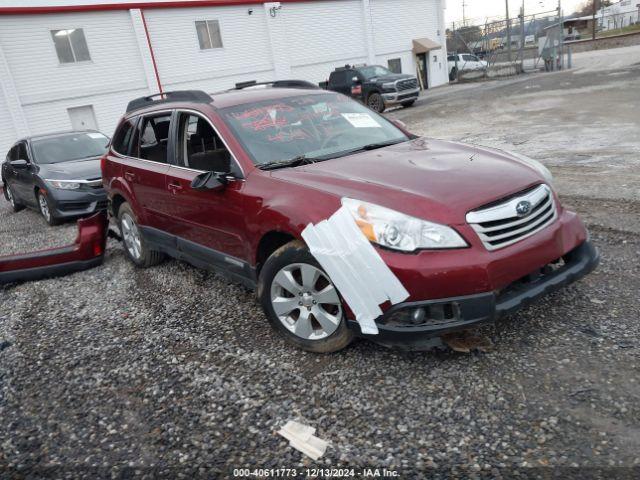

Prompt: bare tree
[573,0,612,17]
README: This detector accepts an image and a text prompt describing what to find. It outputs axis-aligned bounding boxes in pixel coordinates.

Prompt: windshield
[32,132,109,164]
[219,93,409,166]
[357,65,393,80]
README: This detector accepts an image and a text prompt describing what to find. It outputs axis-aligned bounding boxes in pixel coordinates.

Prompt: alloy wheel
[270,263,342,340]
[38,193,51,222]
[6,186,15,207]
[368,93,382,112]
[121,212,142,260]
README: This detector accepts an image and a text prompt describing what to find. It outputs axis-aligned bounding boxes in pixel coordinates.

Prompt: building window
[51,28,91,64]
[195,20,223,50]
[387,58,402,74]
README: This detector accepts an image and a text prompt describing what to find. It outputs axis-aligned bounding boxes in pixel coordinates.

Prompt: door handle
[168,182,183,193]
[124,171,136,182]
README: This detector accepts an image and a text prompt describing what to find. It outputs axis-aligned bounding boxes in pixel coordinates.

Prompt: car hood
[38,158,103,180]
[270,138,546,225]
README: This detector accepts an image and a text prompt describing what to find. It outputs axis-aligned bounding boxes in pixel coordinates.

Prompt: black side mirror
[10,159,28,169]
[190,171,230,191]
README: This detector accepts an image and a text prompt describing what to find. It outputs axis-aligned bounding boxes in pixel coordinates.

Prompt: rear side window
[112,119,136,156]
[329,71,348,86]
[134,114,171,163]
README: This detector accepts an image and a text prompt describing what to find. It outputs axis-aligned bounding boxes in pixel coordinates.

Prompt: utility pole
[558,0,564,70]
[592,0,598,40]
[519,1,525,71]
[506,0,512,62]
[462,0,468,27]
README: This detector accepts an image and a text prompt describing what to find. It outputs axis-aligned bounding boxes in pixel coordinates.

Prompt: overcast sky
[445,0,586,26]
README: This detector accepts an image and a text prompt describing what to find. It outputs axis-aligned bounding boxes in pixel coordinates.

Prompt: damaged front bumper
[350,240,600,350]
[0,212,108,285]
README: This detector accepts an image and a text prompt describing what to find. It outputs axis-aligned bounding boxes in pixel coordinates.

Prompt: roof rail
[233,80,320,91]
[126,90,213,113]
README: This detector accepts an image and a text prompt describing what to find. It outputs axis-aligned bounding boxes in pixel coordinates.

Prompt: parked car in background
[102,88,598,353]
[2,131,109,225]
[448,53,489,80]
[321,64,420,113]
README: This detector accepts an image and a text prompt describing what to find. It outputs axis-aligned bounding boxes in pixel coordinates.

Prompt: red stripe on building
[0,0,330,15]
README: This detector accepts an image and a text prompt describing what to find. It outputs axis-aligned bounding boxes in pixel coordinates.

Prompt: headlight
[506,151,555,188]
[46,179,82,190]
[382,82,397,90]
[342,198,468,252]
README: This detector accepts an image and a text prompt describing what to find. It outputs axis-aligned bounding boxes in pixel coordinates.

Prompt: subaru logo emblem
[516,200,532,217]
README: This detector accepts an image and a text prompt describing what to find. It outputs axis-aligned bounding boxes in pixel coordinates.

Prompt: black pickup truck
[320,65,420,113]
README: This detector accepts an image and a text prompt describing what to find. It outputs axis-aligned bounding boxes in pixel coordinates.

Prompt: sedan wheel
[6,185,15,207]
[270,263,343,341]
[120,212,142,261]
[38,193,52,223]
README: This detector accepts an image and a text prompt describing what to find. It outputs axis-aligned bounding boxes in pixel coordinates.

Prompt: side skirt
[140,226,257,290]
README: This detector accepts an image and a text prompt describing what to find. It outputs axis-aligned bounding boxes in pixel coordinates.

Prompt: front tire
[367,92,385,113]
[117,202,164,267]
[4,184,24,213]
[258,240,354,353]
[37,191,59,226]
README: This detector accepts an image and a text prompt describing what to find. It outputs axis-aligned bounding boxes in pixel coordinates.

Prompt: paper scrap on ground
[278,421,329,461]
[301,206,410,335]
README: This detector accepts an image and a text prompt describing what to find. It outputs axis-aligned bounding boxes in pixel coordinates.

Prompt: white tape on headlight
[301,206,410,335]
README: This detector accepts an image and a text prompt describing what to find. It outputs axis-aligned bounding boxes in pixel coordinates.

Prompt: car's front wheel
[117,202,164,267]
[258,240,354,353]
[37,191,59,226]
[367,92,385,113]
[4,184,24,213]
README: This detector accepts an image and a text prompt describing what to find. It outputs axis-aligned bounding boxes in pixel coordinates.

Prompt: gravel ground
[1,49,640,478]
[0,202,77,256]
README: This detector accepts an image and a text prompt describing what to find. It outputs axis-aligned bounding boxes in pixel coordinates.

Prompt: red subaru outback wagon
[102,86,598,352]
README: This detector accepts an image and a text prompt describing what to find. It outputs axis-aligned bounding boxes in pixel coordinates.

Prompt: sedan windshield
[219,92,409,166]
[32,132,109,164]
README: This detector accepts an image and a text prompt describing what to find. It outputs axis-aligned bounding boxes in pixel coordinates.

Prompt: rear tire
[4,184,24,213]
[37,191,60,226]
[117,202,164,268]
[258,240,354,353]
[367,92,385,113]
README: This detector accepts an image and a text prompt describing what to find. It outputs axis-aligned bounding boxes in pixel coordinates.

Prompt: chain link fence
[446,6,640,81]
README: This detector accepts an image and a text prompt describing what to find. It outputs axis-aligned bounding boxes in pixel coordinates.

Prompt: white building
[0,0,448,155]
[599,0,639,31]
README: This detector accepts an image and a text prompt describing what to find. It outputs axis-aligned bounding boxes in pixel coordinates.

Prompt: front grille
[59,201,91,212]
[397,79,418,91]
[466,184,557,251]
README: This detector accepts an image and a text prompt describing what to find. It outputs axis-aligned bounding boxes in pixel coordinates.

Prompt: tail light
[351,85,362,96]
[100,155,107,176]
